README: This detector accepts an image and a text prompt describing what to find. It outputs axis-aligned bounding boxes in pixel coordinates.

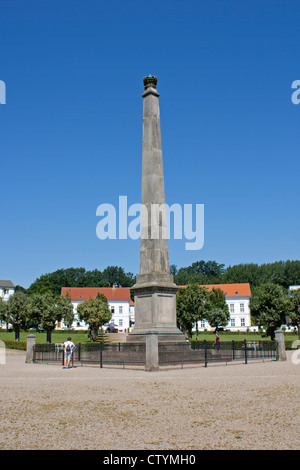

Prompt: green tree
[205,288,230,330]
[223,260,300,289]
[0,298,9,331]
[169,264,178,276]
[176,285,208,338]
[27,266,135,296]
[28,293,65,343]
[249,283,292,339]
[206,308,230,331]
[58,293,74,330]
[175,260,225,285]
[101,266,135,287]
[27,267,93,296]
[7,291,30,341]
[77,293,111,342]
[222,263,261,286]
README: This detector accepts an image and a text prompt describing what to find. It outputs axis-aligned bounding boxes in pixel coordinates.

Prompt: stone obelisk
[127,76,185,342]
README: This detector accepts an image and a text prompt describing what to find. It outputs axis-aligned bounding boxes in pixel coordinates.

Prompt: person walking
[62,337,75,368]
[213,332,220,352]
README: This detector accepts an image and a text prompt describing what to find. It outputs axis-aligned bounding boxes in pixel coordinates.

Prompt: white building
[0,280,15,302]
[60,287,134,332]
[288,285,300,293]
[179,283,252,332]
[60,283,252,333]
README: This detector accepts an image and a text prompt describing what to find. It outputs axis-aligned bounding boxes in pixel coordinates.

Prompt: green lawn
[1,329,299,349]
[0,329,91,345]
[190,331,299,343]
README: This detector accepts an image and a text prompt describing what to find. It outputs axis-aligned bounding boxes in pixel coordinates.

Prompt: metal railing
[33,339,277,369]
[189,340,277,367]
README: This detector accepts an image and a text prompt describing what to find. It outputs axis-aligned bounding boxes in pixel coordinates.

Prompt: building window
[230,304,234,313]
[241,318,245,327]
[119,319,123,327]
[110,306,115,314]
[240,304,244,313]
[200,320,205,328]
[231,318,235,327]
[119,305,123,314]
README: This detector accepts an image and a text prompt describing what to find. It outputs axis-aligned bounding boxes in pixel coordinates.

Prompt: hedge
[2,340,27,351]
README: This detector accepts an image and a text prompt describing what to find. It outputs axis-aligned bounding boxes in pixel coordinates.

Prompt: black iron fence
[33,339,277,369]
[189,340,277,367]
[33,342,147,368]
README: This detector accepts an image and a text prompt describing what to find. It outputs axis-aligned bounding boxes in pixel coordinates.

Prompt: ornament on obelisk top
[127,76,185,343]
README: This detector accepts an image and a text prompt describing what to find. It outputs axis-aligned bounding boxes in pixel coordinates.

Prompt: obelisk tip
[143,75,158,90]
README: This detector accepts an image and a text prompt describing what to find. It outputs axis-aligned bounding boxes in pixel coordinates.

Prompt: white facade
[181,283,252,332]
[61,284,252,333]
[197,295,251,331]
[288,285,300,293]
[0,281,15,302]
[68,299,134,332]
[60,287,135,333]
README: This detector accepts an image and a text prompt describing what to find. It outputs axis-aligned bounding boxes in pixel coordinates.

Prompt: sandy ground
[0,349,299,451]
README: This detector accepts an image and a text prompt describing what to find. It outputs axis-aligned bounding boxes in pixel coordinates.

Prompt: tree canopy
[20,260,300,297]
[26,266,135,296]
[171,260,300,290]
[289,289,300,338]
[176,285,229,337]
[249,283,292,339]
[77,293,112,341]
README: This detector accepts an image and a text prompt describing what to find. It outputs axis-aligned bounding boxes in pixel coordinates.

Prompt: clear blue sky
[0,0,299,288]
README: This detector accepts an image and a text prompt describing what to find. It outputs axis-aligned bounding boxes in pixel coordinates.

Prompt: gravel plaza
[1,349,299,451]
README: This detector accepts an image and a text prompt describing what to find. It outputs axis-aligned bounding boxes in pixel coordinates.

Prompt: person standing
[62,337,75,368]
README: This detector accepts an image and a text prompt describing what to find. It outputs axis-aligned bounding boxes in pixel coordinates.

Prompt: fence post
[78,343,81,362]
[232,340,235,361]
[25,335,36,364]
[244,339,247,364]
[275,330,286,361]
[145,333,159,371]
[204,340,207,368]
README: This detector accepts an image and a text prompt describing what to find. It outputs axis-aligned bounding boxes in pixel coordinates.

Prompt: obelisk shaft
[140,77,169,275]
[128,76,185,343]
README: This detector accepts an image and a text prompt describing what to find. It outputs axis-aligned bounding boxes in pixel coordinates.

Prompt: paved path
[1,350,299,450]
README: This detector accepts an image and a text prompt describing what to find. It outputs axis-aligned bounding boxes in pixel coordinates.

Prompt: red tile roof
[61,287,131,302]
[178,283,251,297]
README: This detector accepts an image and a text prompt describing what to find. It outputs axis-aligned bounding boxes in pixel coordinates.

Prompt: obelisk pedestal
[127,76,185,343]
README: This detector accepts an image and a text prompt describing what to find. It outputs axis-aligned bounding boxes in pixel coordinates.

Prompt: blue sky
[0,0,299,288]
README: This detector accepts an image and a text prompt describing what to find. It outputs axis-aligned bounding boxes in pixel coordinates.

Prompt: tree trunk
[90,327,99,342]
[46,330,52,343]
[15,328,20,342]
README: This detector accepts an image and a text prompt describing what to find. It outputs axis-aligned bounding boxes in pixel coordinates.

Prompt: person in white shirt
[62,337,75,368]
